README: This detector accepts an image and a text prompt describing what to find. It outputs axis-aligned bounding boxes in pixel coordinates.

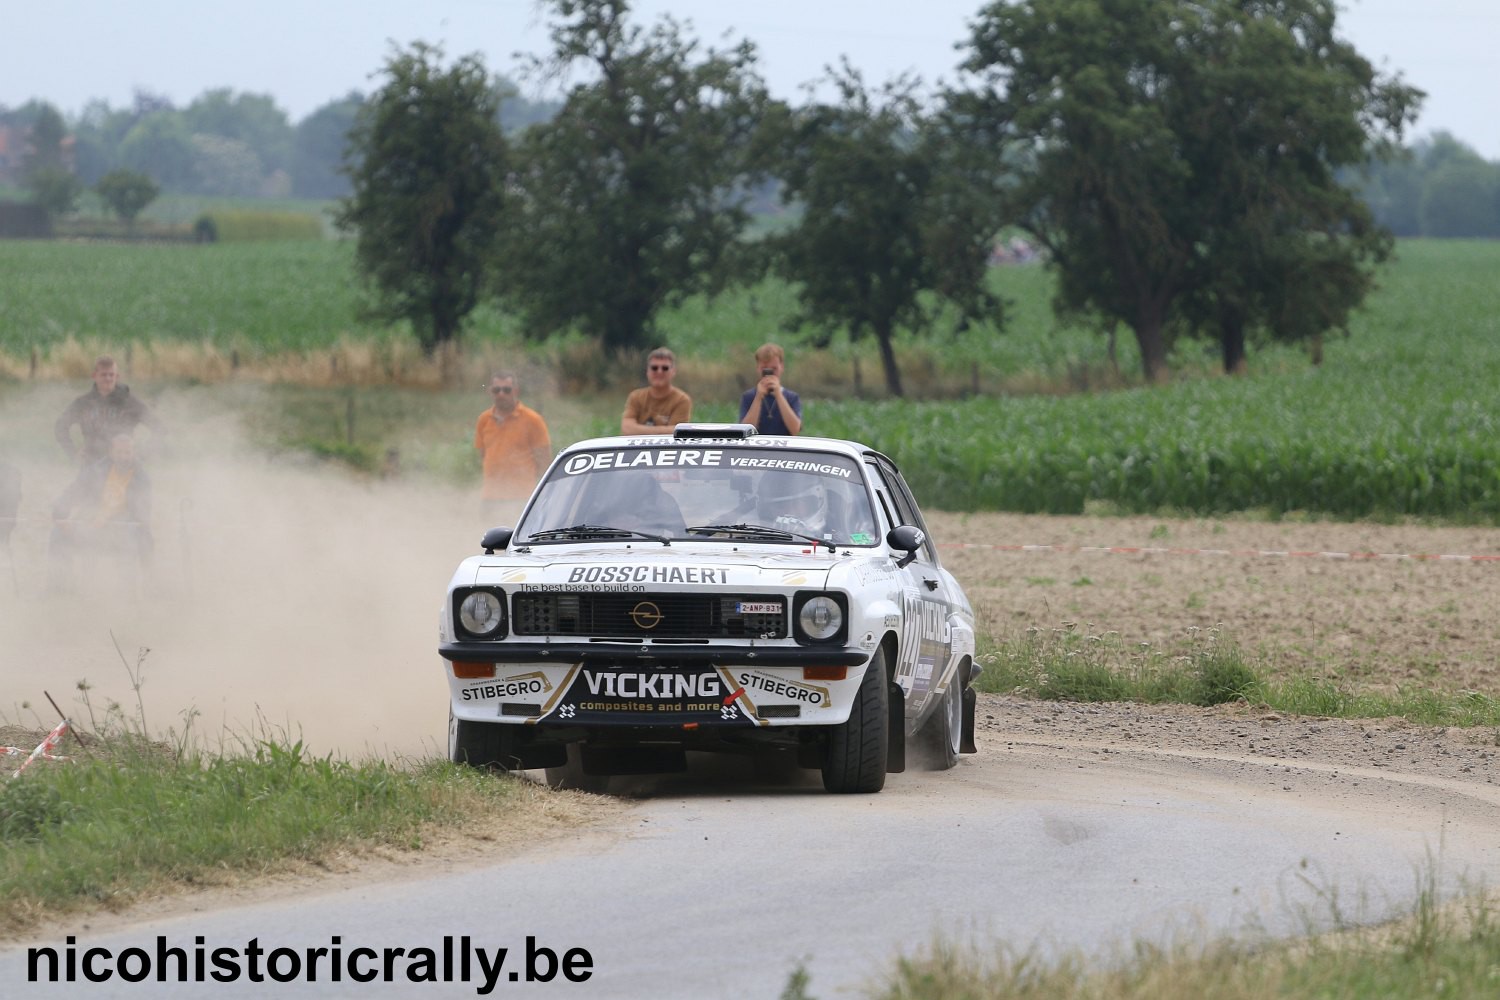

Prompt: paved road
[5,739,1495,999]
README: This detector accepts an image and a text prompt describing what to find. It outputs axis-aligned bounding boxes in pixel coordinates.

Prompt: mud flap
[887,679,906,773]
[960,684,978,754]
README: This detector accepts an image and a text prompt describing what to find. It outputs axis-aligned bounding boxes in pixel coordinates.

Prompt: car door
[865,457,964,726]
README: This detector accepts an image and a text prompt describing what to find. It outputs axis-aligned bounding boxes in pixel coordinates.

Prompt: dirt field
[927,511,1500,696]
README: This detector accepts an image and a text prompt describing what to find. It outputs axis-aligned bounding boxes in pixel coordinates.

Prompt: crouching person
[50,433,153,594]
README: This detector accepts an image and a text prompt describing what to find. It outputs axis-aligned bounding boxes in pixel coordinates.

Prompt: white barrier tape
[937,542,1500,563]
[11,719,72,778]
[2,747,68,760]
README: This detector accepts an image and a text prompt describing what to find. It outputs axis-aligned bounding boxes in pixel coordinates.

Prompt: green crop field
[0,236,1134,377]
[2,235,1497,521]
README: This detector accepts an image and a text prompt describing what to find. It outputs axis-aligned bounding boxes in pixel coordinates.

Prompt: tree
[95,169,160,227]
[292,92,365,199]
[1173,1,1418,373]
[118,113,196,190]
[19,103,81,220]
[25,167,82,220]
[1420,160,1500,238]
[336,43,508,356]
[771,66,1006,396]
[71,99,138,185]
[190,134,265,196]
[960,0,1420,381]
[497,0,776,352]
[19,102,68,174]
[182,89,294,176]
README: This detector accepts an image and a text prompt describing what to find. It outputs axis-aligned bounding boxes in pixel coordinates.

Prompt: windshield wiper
[526,524,671,545]
[685,523,836,552]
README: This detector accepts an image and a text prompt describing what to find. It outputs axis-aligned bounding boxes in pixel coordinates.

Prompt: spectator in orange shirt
[621,348,691,435]
[475,372,552,519]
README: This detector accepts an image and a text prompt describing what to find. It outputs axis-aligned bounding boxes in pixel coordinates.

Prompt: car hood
[464,542,841,592]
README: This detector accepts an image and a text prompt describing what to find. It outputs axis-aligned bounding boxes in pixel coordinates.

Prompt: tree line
[338,0,1429,390]
[0,84,558,203]
[7,0,1483,390]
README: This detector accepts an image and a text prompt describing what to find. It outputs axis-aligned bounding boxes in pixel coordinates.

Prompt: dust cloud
[1,386,493,760]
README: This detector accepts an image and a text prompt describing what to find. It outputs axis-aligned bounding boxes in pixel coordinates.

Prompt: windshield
[516,446,880,546]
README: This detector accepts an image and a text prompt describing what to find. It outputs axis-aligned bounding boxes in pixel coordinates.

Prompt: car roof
[558,431,880,465]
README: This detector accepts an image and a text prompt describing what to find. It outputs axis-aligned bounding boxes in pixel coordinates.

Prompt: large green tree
[771,67,1006,397]
[336,43,508,357]
[961,0,1421,381]
[497,0,776,352]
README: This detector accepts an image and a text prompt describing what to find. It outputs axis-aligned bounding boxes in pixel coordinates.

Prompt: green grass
[0,241,380,354]
[0,734,529,926]
[861,881,1500,999]
[974,624,1500,728]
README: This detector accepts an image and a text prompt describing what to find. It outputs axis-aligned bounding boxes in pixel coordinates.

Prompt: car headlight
[794,592,846,644]
[456,589,507,639]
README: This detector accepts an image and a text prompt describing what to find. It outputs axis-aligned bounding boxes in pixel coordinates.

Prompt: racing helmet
[758,471,827,534]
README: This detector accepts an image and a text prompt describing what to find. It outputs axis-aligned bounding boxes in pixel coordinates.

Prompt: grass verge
[0,725,574,940]
[974,623,1500,728]
[857,871,1500,999]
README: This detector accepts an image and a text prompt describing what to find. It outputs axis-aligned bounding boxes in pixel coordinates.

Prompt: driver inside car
[609,471,685,535]
[758,471,829,536]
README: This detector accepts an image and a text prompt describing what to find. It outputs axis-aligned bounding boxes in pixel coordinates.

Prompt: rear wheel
[822,647,889,793]
[917,671,962,770]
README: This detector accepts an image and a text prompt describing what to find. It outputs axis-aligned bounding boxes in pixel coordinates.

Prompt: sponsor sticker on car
[547,666,756,727]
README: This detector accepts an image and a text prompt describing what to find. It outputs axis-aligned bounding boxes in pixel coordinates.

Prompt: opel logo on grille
[630,601,664,630]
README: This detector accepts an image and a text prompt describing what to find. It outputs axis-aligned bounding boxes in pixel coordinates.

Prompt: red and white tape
[937,542,1500,563]
[7,719,72,778]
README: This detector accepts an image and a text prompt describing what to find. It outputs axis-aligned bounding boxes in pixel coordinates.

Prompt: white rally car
[439,424,978,793]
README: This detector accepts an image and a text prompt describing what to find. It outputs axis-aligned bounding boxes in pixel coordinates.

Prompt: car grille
[512,592,787,639]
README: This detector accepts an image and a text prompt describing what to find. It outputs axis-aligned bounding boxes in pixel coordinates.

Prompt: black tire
[916,671,962,770]
[544,743,611,794]
[822,647,889,793]
[449,712,511,769]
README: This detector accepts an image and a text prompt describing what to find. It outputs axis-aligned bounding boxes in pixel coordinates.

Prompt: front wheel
[822,647,889,793]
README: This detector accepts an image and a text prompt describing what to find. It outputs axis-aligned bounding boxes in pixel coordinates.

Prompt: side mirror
[480,527,514,554]
[886,524,925,568]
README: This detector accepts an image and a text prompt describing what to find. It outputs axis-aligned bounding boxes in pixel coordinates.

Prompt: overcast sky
[6,0,1496,160]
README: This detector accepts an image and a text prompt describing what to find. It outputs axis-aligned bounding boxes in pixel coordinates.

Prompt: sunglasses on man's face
[490,386,514,394]
[649,364,672,372]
